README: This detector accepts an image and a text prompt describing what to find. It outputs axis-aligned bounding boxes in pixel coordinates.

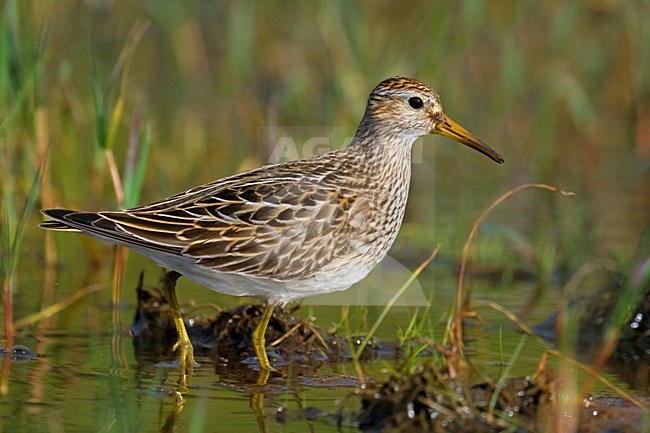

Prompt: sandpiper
[41,76,503,382]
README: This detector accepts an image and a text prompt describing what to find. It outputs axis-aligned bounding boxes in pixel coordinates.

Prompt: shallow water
[4,200,647,433]
[1,248,637,432]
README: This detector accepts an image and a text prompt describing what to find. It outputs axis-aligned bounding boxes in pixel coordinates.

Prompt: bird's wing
[43,159,370,281]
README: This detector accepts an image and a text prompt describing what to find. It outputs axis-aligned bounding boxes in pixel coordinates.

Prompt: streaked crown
[361,76,444,138]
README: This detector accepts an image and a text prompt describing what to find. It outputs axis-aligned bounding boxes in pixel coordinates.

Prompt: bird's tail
[40,209,83,232]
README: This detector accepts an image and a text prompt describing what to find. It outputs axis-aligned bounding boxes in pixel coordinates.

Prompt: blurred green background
[4,0,649,268]
[1,1,649,431]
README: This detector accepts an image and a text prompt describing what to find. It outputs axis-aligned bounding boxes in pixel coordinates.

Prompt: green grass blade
[604,258,650,343]
[91,51,107,150]
[7,150,47,276]
[353,248,438,363]
[488,333,528,416]
[123,123,150,208]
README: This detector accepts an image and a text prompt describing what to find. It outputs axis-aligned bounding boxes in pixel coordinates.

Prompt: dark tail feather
[39,208,104,232]
[39,220,80,231]
[40,209,79,231]
[39,208,181,255]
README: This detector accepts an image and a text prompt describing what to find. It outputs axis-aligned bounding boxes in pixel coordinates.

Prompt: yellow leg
[162,271,196,387]
[250,307,275,431]
[251,303,277,372]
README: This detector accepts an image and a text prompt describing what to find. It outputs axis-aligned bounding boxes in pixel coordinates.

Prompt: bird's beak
[432,113,504,164]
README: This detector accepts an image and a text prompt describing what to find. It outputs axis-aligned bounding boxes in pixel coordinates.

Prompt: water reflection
[0,345,39,363]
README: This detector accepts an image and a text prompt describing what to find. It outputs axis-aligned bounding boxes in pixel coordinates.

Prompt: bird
[40,76,504,384]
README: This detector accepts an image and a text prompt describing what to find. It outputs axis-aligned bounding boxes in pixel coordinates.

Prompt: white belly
[131,244,376,305]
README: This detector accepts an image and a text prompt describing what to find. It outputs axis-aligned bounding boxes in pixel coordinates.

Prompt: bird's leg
[251,303,277,372]
[161,270,197,387]
[250,306,276,430]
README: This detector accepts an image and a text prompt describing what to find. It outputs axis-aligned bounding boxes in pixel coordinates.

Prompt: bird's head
[361,76,504,163]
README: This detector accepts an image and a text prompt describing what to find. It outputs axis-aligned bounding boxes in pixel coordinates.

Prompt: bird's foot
[172,335,198,389]
[254,348,278,374]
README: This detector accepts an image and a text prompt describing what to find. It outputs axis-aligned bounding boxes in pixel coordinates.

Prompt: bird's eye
[408,97,424,109]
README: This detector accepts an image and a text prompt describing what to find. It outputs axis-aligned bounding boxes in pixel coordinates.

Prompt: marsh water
[4,218,647,432]
[2,1,650,432]
[4,253,561,432]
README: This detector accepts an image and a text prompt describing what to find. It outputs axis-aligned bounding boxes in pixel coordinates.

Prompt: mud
[128,274,386,372]
[354,362,552,432]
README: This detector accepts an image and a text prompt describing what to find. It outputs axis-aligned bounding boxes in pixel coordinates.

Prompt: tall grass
[0,0,46,396]
[9,0,644,272]
[0,3,152,395]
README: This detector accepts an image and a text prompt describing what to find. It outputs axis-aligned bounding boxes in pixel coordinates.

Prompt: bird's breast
[344,160,411,264]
